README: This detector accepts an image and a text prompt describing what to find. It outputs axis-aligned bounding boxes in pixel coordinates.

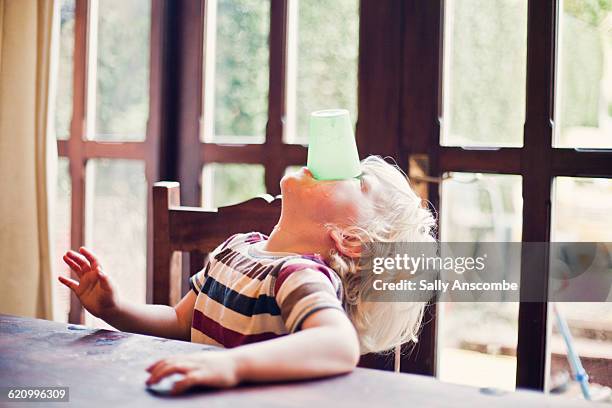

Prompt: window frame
[58,0,164,321]
[59,0,612,389]
[198,0,305,202]
[395,0,612,390]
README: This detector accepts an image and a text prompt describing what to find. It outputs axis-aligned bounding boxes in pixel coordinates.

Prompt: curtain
[0,0,58,319]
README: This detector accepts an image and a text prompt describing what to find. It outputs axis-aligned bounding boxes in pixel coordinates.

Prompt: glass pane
[94,0,150,140]
[553,177,612,242]
[285,0,359,144]
[85,159,147,328]
[201,163,266,208]
[55,0,75,140]
[548,177,612,400]
[204,0,270,141]
[442,0,527,147]
[53,158,71,321]
[555,1,612,148]
[284,165,303,176]
[438,173,523,391]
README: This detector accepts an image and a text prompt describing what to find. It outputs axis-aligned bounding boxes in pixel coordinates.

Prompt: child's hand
[146,352,240,394]
[59,247,118,319]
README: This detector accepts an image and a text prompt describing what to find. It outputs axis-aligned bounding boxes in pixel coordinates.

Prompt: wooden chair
[152,181,281,305]
[152,181,398,371]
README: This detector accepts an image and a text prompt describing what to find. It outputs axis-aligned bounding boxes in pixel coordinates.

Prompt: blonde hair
[326,156,436,354]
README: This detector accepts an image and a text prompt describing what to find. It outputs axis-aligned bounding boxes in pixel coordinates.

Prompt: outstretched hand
[59,247,118,319]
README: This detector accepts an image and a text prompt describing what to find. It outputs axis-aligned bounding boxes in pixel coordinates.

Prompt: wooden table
[0,315,593,407]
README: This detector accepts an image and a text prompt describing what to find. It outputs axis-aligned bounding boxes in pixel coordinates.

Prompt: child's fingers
[66,250,91,272]
[58,275,79,291]
[63,255,83,276]
[147,365,188,386]
[79,247,100,269]
[171,375,197,395]
[146,359,167,373]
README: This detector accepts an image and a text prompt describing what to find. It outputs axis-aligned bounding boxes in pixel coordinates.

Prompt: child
[59,155,435,394]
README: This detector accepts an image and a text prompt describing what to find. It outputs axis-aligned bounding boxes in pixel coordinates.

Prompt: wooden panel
[167,196,281,252]
[146,0,168,310]
[147,0,178,182]
[152,182,182,305]
[176,0,205,206]
[202,143,306,167]
[67,0,90,324]
[60,140,152,160]
[401,0,444,157]
[398,0,444,376]
[358,353,394,371]
[516,0,557,391]
[438,147,522,175]
[356,0,403,159]
[82,141,147,159]
[551,149,612,178]
[189,251,206,277]
[265,0,289,195]
[0,315,591,407]
[153,182,280,304]
[186,251,207,296]
[57,139,69,156]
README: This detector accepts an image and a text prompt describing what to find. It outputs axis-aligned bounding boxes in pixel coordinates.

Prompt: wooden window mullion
[551,149,612,177]
[398,0,444,376]
[356,0,413,372]
[66,0,90,324]
[516,0,557,391]
[175,0,204,207]
[265,0,289,195]
[438,148,522,174]
[145,0,169,303]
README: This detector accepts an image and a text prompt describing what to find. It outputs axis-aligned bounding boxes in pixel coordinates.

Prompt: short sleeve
[274,261,345,333]
[189,233,242,294]
[189,262,210,294]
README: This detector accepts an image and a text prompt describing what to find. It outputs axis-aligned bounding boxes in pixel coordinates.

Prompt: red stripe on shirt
[192,309,283,348]
[274,262,336,295]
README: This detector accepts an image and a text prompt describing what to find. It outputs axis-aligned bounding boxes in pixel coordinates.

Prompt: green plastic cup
[306,109,361,180]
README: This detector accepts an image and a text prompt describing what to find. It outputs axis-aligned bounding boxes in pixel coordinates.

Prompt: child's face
[280,167,379,227]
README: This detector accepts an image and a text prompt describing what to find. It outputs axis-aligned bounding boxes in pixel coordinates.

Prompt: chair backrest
[152,181,281,305]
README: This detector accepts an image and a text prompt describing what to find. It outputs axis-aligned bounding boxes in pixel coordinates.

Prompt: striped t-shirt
[189,232,345,347]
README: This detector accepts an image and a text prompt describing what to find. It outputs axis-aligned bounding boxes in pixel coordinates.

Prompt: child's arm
[101,292,195,340]
[146,308,361,393]
[59,247,194,341]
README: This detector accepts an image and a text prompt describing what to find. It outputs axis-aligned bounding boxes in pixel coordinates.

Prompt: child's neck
[264,218,333,259]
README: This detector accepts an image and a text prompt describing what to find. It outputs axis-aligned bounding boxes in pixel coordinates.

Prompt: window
[554,1,612,148]
[202,0,270,142]
[54,0,611,389]
[199,0,359,206]
[53,158,71,321]
[285,0,359,144]
[438,173,522,390]
[94,0,150,140]
[548,177,612,399]
[85,159,147,327]
[56,0,359,322]
[55,0,75,141]
[201,163,266,208]
[399,0,612,392]
[55,0,152,325]
[442,0,527,147]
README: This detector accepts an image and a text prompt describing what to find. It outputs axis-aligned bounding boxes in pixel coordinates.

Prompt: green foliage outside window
[294,0,359,142]
[214,0,270,138]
